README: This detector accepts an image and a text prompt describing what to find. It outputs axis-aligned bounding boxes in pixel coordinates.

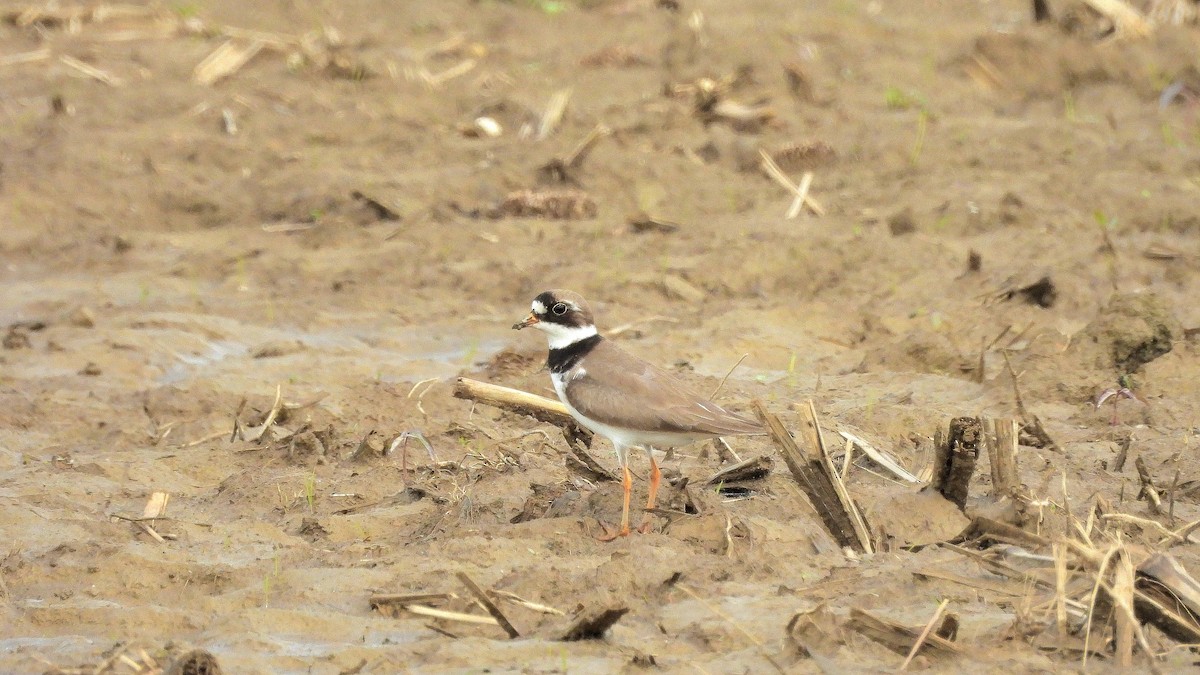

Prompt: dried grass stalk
[60,55,122,86]
[837,430,920,483]
[1083,0,1153,35]
[194,39,265,86]
[537,88,572,141]
[759,149,825,217]
[0,48,51,66]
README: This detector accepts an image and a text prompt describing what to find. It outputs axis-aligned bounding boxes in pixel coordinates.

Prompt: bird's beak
[512,312,539,330]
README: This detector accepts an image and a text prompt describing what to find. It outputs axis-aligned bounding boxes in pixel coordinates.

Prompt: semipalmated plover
[513,289,761,538]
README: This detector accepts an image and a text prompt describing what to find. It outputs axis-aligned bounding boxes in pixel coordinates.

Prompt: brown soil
[3,0,1200,672]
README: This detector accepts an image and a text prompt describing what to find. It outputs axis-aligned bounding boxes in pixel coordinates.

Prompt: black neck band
[547,334,602,374]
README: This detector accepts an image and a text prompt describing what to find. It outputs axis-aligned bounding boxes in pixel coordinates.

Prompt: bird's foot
[596,521,631,541]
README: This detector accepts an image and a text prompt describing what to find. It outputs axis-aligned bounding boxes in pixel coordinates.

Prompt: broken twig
[901,599,952,670]
[453,377,586,434]
[846,608,962,657]
[753,400,871,553]
[456,572,520,639]
[705,455,774,485]
[837,430,920,483]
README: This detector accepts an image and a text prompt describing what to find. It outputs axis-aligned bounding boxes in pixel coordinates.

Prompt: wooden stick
[846,608,962,657]
[837,430,920,483]
[803,402,873,553]
[944,543,1053,589]
[708,353,749,400]
[1000,351,1060,451]
[840,437,854,480]
[1113,554,1136,668]
[1062,472,1080,541]
[753,400,871,553]
[900,599,951,670]
[1168,468,1181,525]
[135,491,170,543]
[1102,512,1186,543]
[952,516,1049,549]
[564,123,611,169]
[785,171,813,220]
[537,88,572,140]
[142,491,170,519]
[424,623,460,639]
[1134,552,1200,643]
[0,48,51,66]
[453,377,583,431]
[244,385,283,442]
[456,572,520,638]
[987,418,1021,499]
[491,589,565,616]
[1112,434,1132,472]
[1096,555,1158,672]
[912,569,1024,596]
[423,59,476,87]
[562,428,615,481]
[705,455,774,485]
[1170,517,1200,545]
[759,150,825,216]
[1054,543,1070,636]
[136,521,166,543]
[60,55,122,86]
[403,604,499,625]
[605,315,678,338]
[713,437,742,464]
[1067,544,1193,661]
[193,39,265,86]
[1135,456,1163,514]
[369,592,452,607]
[1071,541,1122,669]
[1083,0,1152,36]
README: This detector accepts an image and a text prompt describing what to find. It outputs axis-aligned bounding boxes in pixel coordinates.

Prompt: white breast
[550,369,580,413]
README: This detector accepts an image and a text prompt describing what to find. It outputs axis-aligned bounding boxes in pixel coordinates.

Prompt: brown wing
[564,340,762,436]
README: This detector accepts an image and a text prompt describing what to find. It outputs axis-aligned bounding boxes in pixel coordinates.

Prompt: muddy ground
[3,0,1200,672]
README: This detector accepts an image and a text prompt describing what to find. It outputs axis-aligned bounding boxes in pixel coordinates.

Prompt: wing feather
[564,340,761,436]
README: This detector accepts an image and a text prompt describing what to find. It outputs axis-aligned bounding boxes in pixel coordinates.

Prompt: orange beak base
[512,313,539,330]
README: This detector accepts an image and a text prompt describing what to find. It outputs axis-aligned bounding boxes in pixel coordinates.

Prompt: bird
[513,289,762,539]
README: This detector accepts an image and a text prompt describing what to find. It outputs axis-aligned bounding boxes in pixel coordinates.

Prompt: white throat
[538,322,598,350]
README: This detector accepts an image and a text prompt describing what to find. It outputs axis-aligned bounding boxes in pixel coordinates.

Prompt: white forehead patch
[531,299,546,314]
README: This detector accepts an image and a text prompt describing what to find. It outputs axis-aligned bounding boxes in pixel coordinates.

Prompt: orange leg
[598,465,633,541]
[620,464,632,536]
[638,456,662,533]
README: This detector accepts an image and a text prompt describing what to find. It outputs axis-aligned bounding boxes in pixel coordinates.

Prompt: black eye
[552,302,568,316]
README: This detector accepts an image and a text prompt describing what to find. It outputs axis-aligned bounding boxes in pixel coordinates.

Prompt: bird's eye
[552,302,568,316]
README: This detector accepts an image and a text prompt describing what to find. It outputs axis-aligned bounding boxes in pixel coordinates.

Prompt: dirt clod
[888,207,917,236]
[556,605,631,641]
[1074,291,1182,373]
[499,189,598,220]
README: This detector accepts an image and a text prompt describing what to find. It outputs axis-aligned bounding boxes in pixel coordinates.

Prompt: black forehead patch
[533,291,558,312]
